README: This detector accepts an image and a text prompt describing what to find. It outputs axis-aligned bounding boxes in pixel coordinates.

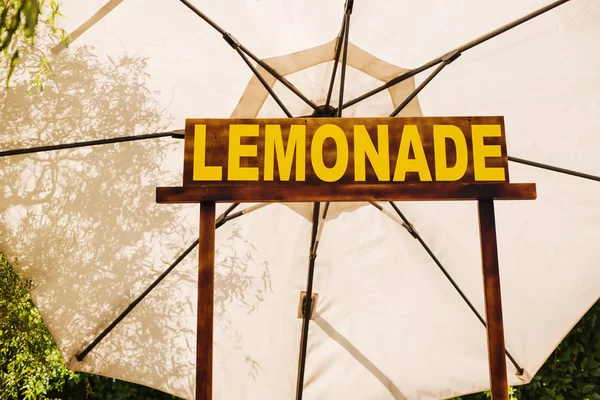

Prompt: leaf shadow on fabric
[0,45,264,397]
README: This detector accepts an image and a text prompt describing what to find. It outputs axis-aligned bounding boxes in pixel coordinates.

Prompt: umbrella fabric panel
[0,138,198,363]
[304,205,503,400]
[393,0,600,378]
[0,57,202,395]
[0,54,197,363]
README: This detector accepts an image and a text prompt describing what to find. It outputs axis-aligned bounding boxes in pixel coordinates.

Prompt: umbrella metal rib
[368,201,412,232]
[215,203,241,227]
[240,46,319,111]
[178,0,318,111]
[232,43,293,117]
[509,156,600,182]
[386,201,525,375]
[337,4,352,117]
[325,17,347,108]
[312,202,331,255]
[75,237,201,361]
[0,130,184,157]
[343,0,573,110]
[296,202,327,400]
[389,51,460,117]
[74,203,273,362]
[218,203,271,227]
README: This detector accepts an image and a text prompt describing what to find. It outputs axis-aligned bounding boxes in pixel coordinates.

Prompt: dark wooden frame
[157,116,536,400]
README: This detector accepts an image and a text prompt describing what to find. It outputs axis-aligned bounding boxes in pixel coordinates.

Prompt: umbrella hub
[311,104,338,118]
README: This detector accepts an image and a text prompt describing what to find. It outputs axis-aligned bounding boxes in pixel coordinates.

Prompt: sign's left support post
[197,201,216,400]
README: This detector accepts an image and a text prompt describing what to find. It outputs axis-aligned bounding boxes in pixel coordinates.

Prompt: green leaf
[24,0,40,38]
[1,0,60,87]
[6,49,20,86]
[582,384,596,394]
[582,357,590,369]
[0,5,10,32]
[1,29,15,52]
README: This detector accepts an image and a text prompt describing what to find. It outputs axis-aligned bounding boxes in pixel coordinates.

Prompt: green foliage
[516,300,600,400]
[0,0,65,86]
[0,252,75,398]
[52,373,182,400]
[0,253,182,399]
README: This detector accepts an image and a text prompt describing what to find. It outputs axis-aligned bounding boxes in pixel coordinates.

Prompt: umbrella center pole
[477,199,509,400]
[197,201,216,400]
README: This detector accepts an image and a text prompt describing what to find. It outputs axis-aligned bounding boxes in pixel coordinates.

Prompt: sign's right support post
[477,199,509,400]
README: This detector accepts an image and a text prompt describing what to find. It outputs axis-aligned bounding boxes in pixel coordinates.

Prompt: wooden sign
[157,116,536,203]
[155,116,538,400]
[184,117,509,186]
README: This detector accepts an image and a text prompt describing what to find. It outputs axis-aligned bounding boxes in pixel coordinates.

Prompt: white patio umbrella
[1,0,599,399]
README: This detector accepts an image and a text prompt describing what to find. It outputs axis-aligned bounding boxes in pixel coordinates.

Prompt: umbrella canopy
[1,0,599,399]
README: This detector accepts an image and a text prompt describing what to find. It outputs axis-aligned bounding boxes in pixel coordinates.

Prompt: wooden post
[197,201,216,400]
[477,199,509,400]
